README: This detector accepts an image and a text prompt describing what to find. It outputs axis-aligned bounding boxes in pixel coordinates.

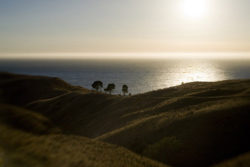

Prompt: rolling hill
[0,104,167,167]
[0,72,88,106]
[0,72,250,167]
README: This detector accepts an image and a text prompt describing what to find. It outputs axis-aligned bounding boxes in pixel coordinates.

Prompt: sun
[180,0,209,20]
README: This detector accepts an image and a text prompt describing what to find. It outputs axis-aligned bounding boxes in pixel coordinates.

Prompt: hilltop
[0,72,250,167]
[0,72,88,106]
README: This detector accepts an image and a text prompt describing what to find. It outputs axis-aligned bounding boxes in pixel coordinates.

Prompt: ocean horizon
[1,58,250,94]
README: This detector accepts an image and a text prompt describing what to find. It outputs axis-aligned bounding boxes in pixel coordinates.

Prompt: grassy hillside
[0,104,167,167]
[0,104,60,134]
[0,127,167,167]
[28,78,250,167]
[98,98,250,167]
[0,72,88,106]
[0,72,250,167]
[28,80,250,138]
[212,152,250,167]
[95,82,250,167]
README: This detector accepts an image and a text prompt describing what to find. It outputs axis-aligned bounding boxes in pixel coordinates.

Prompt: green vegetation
[0,72,250,167]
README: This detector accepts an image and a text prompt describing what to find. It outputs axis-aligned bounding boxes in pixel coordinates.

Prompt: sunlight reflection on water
[0,59,249,94]
[166,60,226,85]
[143,60,228,92]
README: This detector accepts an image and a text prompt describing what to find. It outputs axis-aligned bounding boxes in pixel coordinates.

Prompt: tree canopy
[122,85,128,95]
[91,81,103,91]
[104,83,115,94]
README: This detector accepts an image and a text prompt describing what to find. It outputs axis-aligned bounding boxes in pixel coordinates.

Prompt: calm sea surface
[0,59,250,94]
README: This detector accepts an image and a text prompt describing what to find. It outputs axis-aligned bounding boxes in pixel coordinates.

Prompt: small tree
[104,87,109,94]
[91,81,103,92]
[105,83,115,94]
[122,84,128,96]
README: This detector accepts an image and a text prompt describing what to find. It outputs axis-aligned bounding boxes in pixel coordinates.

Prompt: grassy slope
[0,72,88,106]
[0,72,250,167]
[212,152,250,167]
[96,81,250,167]
[28,80,250,138]
[98,98,250,167]
[29,79,250,167]
[0,104,167,167]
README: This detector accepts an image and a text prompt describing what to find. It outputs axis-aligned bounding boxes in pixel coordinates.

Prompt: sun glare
[167,60,226,86]
[180,0,209,20]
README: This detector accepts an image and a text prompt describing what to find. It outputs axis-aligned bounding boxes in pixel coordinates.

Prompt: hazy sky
[0,0,250,58]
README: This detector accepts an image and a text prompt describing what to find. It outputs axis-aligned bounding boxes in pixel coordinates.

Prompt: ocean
[0,58,250,94]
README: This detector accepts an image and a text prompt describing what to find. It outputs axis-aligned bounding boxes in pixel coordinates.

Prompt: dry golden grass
[98,98,250,167]
[0,104,168,167]
[0,126,168,167]
[1,72,250,167]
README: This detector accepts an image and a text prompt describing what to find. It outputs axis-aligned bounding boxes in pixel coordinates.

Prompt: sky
[0,0,250,59]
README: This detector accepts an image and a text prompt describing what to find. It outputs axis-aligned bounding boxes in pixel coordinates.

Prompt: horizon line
[1,52,250,60]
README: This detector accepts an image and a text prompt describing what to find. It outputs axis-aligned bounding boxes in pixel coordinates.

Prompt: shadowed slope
[28,79,250,138]
[0,104,60,135]
[0,72,88,106]
[98,98,250,167]
[0,105,168,167]
[212,152,250,167]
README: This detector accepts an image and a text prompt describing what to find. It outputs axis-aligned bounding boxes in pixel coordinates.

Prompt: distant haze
[0,0,250,59]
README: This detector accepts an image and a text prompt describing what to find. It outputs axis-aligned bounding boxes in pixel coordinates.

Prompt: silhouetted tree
[105,83,115,94]
[104,87,109,94]
[91,81,103,92]
[122,84,128,96]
